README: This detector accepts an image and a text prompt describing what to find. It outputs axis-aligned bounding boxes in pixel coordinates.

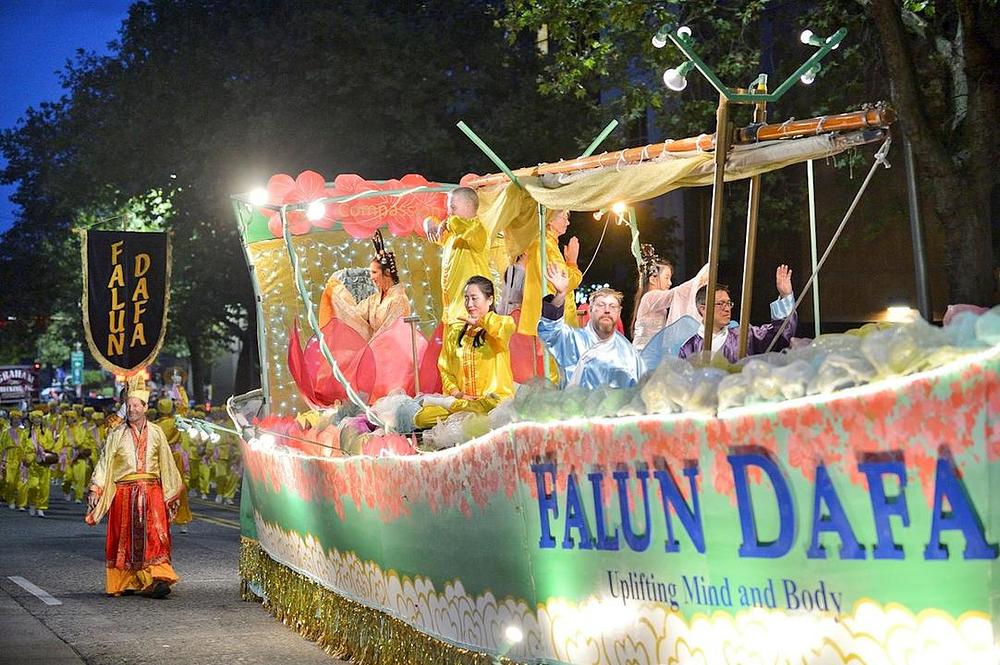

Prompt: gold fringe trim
[239,538,521,664]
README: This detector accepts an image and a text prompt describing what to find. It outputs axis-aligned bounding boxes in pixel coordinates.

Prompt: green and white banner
[240,346,999,664]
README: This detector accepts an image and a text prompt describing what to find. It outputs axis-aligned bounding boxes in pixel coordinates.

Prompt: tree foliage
[0,0,599,396]
[504,0,998,304]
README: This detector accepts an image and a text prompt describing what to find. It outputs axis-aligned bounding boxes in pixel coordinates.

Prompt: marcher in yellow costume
[61,411,96,503]
[4,411,25,509]
[424,187,492,325]
[0,412,15,506]
[212,429,240,505]
[87,385,183,598]
[189,410,212,498]
[48,408,66,489]
[416,276,515,428]
[317,230,412,337]
[518,209,583,334]
[90,411,108,452]
[155,398,192,530]
[26,410,56,517]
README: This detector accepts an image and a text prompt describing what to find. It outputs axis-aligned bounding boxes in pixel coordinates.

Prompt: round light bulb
[799,29,814,45]
[258,433,276,447]
[663,67,688,91]
[593,210,604,221]
[306,200,326,221]
[210,432,221,443]
[676,26,692,39]
[248,187,268,206]
[504,625,523,644]
[611,202,627,215]
[800,67,819,85]
[651,33,667,49]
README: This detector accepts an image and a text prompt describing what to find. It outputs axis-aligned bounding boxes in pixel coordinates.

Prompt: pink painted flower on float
[329,174,385,239]
[264,170,336,237]
[384,174,448,237]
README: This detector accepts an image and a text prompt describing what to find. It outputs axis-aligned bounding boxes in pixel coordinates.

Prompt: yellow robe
[14,427,33,507]
[427,215,492,325]
[438,311,516,400]
[61,422,94,502]
[87,421,183,526]
[156,415,193,524]
[27,426,55,510]
[518,229,583,335]
[213,433,240,500]
[318,279,412,338]
[1,423,20,504]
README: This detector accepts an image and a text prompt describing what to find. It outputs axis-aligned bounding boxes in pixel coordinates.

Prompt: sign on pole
[71,350,84,386]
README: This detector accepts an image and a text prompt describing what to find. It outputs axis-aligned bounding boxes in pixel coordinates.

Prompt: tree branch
[867,0,948,163]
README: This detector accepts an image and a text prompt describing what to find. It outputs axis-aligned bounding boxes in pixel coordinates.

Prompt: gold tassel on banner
[239,538,521,664]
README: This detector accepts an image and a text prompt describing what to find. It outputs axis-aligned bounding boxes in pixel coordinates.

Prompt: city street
[0,491,343,665]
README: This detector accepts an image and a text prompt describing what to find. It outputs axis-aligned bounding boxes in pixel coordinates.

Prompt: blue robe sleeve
[537,296,583,371]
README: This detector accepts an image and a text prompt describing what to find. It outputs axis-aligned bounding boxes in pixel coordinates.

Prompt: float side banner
[81,230,171,374]
[240,349,999,663]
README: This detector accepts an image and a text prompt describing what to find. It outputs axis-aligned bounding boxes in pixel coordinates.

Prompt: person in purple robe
[679,264,796,363]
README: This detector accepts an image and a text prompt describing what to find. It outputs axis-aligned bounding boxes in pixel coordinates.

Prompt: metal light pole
[652,24,846,359]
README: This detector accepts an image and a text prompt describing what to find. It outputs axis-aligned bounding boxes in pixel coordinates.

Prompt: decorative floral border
[251,517,997,664]
[242,350,998,522]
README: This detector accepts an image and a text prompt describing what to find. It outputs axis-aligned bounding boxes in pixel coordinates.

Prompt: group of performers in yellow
[1,404,108,517]
[0,398,240,520]
[2,381,241,599]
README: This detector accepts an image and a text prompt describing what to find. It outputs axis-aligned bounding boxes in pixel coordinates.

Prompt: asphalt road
[0,490,345,665]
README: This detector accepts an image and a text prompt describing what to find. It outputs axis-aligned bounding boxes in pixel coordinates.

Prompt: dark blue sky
[0,0,134,234]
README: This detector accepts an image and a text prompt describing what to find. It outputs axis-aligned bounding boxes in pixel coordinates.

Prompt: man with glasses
[537,265,646,389]
[679,264,796,363]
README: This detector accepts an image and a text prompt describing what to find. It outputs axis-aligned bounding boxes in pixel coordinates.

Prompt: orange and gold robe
[86,421,183,596]
[318,279,412,339]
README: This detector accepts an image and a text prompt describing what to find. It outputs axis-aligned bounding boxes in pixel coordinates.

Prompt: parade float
[221,25,999,665]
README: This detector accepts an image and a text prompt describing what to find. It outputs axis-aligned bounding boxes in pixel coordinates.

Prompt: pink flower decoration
[330,174,384,239]
[264,170,336,237]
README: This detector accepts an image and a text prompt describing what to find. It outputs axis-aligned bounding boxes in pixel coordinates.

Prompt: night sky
[0,0,134,234]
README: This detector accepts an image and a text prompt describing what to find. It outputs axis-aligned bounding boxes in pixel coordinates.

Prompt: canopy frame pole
[764,138,893,353]
[738,83,768,358]
[701,93,732,357]
[903,135,931,320]
[581,120,620,157]
[807,159,822,335]
[537,202,552,379]
[232,199,270,416]
[404,315,421,395]
[456,121,521,188]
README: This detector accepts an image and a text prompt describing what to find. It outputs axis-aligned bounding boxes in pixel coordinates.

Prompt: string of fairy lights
[249,234,442,416]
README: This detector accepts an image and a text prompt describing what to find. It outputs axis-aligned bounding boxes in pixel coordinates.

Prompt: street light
[801,28,839,50]
[652,25,692,49]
